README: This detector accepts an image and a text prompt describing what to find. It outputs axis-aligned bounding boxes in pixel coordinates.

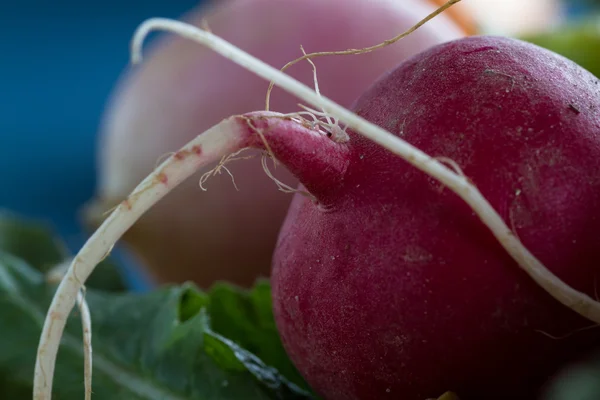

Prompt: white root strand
[33,118,245,399]
[33,17,600,400]
[77,289,92,400]
[45,261,92,400]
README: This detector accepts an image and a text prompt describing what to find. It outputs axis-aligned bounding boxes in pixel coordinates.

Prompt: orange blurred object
[429,0,478,35]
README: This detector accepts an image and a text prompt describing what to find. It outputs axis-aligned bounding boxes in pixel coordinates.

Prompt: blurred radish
[85,0,464,288]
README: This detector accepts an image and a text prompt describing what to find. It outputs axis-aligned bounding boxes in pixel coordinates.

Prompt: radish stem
[33,118,246,399]
[33,110,348,399]
[78,289,92,400]
[45,260,93,400]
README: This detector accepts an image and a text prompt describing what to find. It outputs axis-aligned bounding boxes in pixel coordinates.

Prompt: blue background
[0,1,202,289]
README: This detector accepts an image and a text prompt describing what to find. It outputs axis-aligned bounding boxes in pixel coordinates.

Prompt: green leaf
[0,211,66,271]
[0,211,127,292]
[207,282,308,389]
[0,221,313,399]
[436,392,460,400]
[521,17,600,78]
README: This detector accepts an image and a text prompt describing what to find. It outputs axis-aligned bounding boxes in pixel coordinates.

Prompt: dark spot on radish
[192,145,202,155]
[174,150,187,160]
[462,45,498,55]
[122,199,132,210]
[157,172,168,185]
[568,103,581,114]
[401,245,433,264]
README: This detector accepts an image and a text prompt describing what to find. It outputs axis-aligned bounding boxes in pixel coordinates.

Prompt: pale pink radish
[87,0,465,288]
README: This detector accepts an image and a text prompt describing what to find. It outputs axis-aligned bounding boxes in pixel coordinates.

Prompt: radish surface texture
[88,0,464,288]
[272,36,600,399]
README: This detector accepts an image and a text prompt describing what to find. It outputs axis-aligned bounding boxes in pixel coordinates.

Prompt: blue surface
[0,1,203,290]
[563,0,599,17]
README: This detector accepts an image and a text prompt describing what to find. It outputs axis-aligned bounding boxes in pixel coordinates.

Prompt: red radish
[272,36,600,399]
[89,0,464,288]
[34,11,600,400]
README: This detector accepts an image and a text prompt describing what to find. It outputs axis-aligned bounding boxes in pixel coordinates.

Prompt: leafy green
[0,213,313,399]
[0,211,126,292]
[207,282,307,387]
[0,212,66,269]
[521,17,600,78]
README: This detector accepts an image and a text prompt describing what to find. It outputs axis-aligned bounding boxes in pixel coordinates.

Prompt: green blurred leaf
[0,211,126,291]
[0,252,313,399]
[207,282,307,388]
[522,17,600,78]
[0,211,66,271]
[437,392,460,400]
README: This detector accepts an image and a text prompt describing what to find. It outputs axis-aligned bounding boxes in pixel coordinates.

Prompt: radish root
[433,156,466,178]
[78,289,92,400]
[298,46,349,144]
[536,324,600,340]
[33,116,247,399]
[265,0,463,110]
[46,261,93,400]
[260,154,313,198]
[199,148,253,191]
[33,4,600,400]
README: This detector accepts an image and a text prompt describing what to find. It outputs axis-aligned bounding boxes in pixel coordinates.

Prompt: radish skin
[272,35,600,398]
[34,15,600,400]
